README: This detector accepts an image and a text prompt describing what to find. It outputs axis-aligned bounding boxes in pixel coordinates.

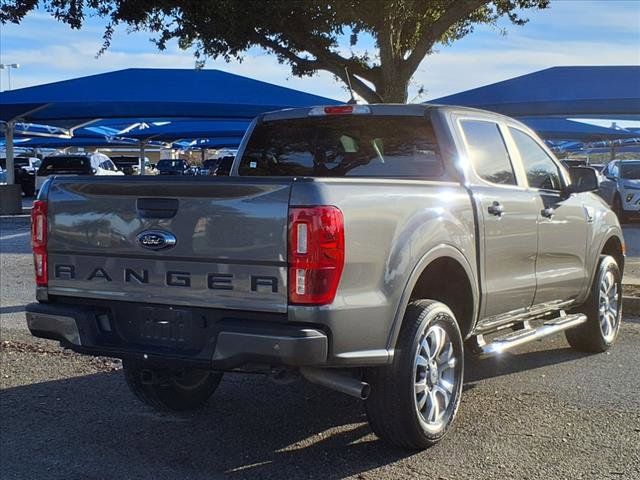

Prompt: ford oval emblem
[136,230,177,251]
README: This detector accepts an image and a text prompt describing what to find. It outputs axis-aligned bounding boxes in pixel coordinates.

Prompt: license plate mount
[137,307,193,348]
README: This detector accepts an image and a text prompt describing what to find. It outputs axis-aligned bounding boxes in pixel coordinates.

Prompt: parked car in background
[36,153,123,191]
[598,159,640,222]
[208,156,234,176]
[110,156,138,175]
[109,156,156,175]
[156,159,192,176]
[202,158,219,175]
[0,156,40,196]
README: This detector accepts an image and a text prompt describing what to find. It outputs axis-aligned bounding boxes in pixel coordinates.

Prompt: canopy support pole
[5,121,15,184]
[139,141,146,175]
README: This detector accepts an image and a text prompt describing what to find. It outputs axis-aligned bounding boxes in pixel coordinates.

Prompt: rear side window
[509,128,562,191]
[38,156,93,175]
[98,159,117,171]
[238,116,443,178]
[461,120,516,186]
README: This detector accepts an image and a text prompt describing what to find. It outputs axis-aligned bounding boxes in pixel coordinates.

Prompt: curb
[623,296,640,316]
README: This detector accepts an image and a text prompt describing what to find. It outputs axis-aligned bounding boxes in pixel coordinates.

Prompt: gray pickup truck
[26,104,625,450]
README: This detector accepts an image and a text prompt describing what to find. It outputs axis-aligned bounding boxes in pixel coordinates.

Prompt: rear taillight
[31,200,48,287]
[288,206,345,305]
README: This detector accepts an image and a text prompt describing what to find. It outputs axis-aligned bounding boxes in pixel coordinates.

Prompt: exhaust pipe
[300,367,370,400]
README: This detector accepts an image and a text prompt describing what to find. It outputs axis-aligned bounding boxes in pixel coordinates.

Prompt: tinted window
[157,160,186,170]
[461,120,516,186]
[238,116,443,178]
[0,158,29,168]
[99,159,117,171]
[510,128,562,190]
[620,163,640,180]
[38,156,93,175]
[215,156,234,176]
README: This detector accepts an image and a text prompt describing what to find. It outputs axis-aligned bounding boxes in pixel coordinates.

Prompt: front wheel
[566,255,622,352]
[123,360,223,412]
[365,300,464,450]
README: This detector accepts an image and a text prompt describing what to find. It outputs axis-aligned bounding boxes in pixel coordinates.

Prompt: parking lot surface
[1,217,639,479]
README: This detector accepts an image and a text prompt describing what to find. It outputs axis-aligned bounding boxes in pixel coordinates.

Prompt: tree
[1,0,549,103]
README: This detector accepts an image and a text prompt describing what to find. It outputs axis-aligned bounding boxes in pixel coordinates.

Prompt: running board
[475,313,587,356]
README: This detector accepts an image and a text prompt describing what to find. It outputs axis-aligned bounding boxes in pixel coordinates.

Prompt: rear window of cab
[238,116,444,178]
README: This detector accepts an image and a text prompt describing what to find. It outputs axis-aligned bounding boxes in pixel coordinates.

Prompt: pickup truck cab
[27,104,625,449]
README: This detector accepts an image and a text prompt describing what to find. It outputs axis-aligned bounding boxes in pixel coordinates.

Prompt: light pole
[0,63,20,90]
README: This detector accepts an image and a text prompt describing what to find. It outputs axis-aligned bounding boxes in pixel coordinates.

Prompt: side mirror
[567,166,600,194]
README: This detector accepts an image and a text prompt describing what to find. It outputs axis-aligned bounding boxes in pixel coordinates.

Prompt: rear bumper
[26,302,328,369]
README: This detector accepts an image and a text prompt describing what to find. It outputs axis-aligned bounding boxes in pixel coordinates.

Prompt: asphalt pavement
[1,217,639,479]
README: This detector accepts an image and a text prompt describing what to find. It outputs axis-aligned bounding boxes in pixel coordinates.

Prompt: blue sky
[0,0,638,102]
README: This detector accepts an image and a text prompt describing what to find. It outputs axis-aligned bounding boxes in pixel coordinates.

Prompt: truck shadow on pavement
[1,371,408,479]
[1,345,589,480]
[465,345,590,385]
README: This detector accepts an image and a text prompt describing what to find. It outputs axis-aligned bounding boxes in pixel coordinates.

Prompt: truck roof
[260,103,517,123]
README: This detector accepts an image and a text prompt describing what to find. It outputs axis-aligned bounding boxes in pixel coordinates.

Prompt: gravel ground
[1,217,640,480]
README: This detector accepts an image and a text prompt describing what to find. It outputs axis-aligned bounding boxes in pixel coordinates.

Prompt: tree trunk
[377,79,409,103]
[373,64,410,103]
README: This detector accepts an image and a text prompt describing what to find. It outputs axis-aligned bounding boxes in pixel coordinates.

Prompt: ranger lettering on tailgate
[52,263,279,292]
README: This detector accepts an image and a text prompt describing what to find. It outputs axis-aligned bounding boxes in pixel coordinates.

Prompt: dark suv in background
[0,156,39,196]
[156,159,192,176]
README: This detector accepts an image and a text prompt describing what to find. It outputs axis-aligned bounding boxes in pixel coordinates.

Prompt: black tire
[123,360,223,412]
[566,255,622,353]
[365,300,464,450]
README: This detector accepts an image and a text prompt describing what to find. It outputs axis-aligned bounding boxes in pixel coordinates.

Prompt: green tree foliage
[1,0,549,102]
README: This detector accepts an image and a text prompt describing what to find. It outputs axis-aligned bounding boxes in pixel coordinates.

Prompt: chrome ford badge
[136,230,177,251]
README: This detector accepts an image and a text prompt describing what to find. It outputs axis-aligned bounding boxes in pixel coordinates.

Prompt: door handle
[541,207,555,219]
[487,201,504,217]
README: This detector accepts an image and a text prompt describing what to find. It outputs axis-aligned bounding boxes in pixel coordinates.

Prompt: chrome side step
[475,313,587,356]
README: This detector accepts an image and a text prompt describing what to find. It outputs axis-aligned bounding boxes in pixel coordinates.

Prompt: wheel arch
[582,229,626,305]
[386,244,479,351]
[600,233,625,276]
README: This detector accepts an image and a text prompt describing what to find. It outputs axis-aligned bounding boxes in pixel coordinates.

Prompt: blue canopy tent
[518,117,639,142]
[0,136,155,149]
[0,69,339,203]
[12,118,250,137]
[0,68,339,127]
[79,119,250,142]
[430,66,640,119]
[172,137,242,149]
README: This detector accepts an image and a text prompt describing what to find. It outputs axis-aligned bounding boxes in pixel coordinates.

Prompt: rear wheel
[566,255,622,352]
[123,360,223,412]
[365,300,464,449]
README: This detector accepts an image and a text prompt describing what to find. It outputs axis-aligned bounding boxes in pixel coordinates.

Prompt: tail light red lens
[288,206,345,305]
[31,200,48,286]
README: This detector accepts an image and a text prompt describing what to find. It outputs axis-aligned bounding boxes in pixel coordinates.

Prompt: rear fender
[386,244,479,351]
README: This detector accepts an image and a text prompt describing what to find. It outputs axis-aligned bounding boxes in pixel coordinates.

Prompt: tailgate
[46,176,292,313]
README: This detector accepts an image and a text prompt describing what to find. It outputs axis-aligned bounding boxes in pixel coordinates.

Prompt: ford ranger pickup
[26,104,625,449]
